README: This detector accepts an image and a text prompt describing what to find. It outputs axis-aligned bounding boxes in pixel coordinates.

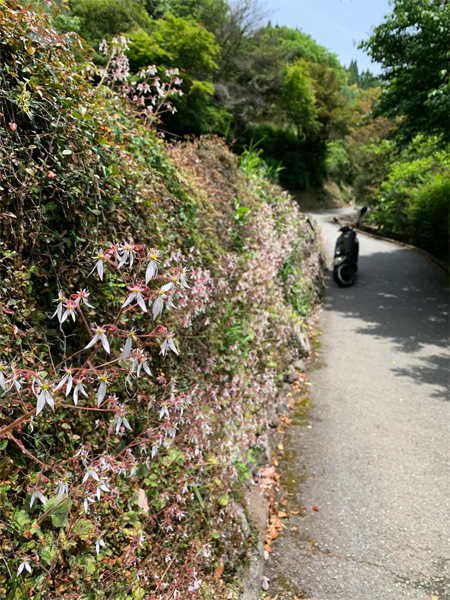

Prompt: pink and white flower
[85,325,110,353]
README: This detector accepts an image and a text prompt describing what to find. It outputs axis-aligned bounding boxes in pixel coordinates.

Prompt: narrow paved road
[266,209,450,600]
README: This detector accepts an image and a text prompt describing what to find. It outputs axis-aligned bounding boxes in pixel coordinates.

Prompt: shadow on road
[324,248,449,401]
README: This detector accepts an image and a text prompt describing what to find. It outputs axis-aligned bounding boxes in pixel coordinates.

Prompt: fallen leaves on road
[266,514,284,542]
[313,505,319,512]
[277,511,288,518]
[260,466,276,478]
[258,465,281,491]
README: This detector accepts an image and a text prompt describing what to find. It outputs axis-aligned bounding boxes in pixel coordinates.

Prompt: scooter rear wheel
[333,263,356,287]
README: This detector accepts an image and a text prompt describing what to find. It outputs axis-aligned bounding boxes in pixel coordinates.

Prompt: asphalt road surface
[265,209,450,600]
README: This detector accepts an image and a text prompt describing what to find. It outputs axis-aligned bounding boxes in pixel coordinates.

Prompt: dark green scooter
[332,207,367,287]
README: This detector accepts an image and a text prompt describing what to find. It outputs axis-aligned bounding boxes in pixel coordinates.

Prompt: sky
[264,0,393,74]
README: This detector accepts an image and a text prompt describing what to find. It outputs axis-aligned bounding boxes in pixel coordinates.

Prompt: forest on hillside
[48,0,449,259]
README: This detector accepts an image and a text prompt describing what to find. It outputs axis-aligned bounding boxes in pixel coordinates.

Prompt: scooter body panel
[332,229,357,269]
[332,254,348,267]
[332,207,367,287]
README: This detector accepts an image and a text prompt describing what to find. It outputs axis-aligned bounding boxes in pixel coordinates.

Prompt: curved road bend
[266,209,450,600]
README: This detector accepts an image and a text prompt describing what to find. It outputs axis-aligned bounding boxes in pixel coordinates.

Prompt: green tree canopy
[127,14,220,77]
[281,60,318,140]
[273,25,345,78]
[62,0,151,45]
[168,0,229,32]
[127,15,222,133]
[359,0,449,142]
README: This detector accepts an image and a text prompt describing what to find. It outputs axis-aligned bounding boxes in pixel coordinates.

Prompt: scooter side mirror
[333,217,340,224]
[360,206,368,216]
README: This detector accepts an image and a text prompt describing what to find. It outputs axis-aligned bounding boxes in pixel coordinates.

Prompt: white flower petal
[168,338,178,354]
[54,375,67,391]
[36,394,45,415]
[98,381,107,406]
[143,362,152,376]
[85,334,99,350]
[145,261,156,283]
[137,294,147,313]
[100,333,110,354]
[122,294,135,308]
[122,337,132,360]
[45,391,54,410]
[97,260,104,280]
[152,296,164,320]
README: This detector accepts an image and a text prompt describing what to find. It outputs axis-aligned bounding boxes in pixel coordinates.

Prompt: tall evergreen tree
[347,59,360,86]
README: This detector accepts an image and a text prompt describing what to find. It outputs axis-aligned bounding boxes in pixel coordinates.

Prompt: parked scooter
[332,207,367,287]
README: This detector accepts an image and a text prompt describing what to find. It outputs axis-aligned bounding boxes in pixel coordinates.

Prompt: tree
[168,0,229,33]
[281,60,318,140]
[359,69,379,90]
[214,25,286,123]
[127,14,219,77]
[63,0,151,45]
[347,59,360,86]
[359,0,449,142]
[127,14,222,133]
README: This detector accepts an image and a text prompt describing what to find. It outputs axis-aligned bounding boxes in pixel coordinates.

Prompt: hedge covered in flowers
[0,2,323,598]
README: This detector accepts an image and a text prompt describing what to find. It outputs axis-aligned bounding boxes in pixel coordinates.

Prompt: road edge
[357,227,449,277]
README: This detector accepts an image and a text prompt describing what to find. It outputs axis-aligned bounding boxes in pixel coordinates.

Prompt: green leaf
[13,509,31,530]
[0,439,8,451]
[51,500,70,527]
[41,544,58,565]
[75,552,96,575]
[192,484,205,509]
[73,518,95,540]
[122,511,140,526]
[218,493,229,507]
[41,202,57,214]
